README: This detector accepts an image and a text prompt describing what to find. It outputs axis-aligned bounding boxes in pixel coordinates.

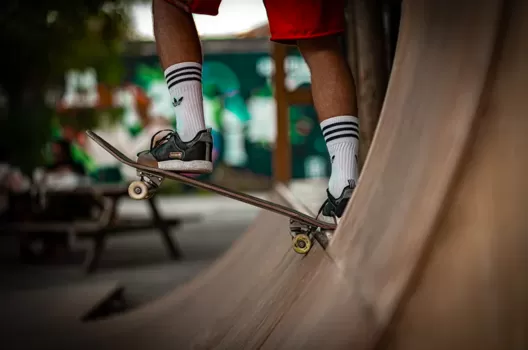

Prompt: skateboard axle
[290,219,317,254]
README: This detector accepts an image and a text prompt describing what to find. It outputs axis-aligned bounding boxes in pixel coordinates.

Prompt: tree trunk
[347,0,390,171]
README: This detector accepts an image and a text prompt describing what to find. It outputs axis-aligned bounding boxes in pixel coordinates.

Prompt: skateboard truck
[290,219,318,254]
[128,171,164,200]
[290,219,334,254]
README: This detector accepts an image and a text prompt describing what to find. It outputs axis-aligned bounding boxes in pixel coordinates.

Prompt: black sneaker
[318,180,356,218]
[137,128,213,174]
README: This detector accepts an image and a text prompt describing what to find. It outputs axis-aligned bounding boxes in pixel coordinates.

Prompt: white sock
[165,62,206,142]
[320,115,360,198]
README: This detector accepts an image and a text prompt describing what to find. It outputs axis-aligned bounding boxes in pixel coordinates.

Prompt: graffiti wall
[56,47,331,192]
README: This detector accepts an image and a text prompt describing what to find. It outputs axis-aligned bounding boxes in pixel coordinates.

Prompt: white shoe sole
[158,160,213,174]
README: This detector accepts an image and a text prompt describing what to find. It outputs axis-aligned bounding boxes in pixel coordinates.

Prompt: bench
[3,185,193,273]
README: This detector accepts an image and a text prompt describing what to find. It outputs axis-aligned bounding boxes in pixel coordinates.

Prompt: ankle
[165,62,206,142]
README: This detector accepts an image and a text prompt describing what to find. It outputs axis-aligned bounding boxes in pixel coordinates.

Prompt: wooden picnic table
[80,183,185,272]
[4,183,190,273]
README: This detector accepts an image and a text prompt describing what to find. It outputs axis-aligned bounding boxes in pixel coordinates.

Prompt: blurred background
[0,0,331,194]
[0,0,399,312]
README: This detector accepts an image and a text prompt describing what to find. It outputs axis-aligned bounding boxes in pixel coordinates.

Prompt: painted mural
[53,50,331,192]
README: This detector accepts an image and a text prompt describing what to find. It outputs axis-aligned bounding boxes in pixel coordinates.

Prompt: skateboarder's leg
[154,0,209,141]
[138,0,221,173]
[298,36,359,218]
[264,0,359,217]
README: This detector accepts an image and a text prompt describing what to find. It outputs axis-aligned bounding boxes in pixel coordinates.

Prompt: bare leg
[297,36,358,121]
[152,0,206,142]
[298,36,359,216]
[153,0,202,66]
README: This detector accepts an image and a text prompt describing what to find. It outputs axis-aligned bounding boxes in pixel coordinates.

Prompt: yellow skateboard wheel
[292,234,312,254]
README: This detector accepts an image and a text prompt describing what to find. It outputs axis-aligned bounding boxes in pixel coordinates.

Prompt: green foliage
[0,0,137,172]
[2,98,54,172]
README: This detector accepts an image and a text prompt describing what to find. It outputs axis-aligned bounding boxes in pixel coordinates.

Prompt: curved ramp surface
[7,0,527,349]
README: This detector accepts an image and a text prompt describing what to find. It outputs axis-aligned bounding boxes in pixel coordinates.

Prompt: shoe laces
[317,199,329,218]
[149,129,175,150]
[316,198,338,225]
[317,188,335,219]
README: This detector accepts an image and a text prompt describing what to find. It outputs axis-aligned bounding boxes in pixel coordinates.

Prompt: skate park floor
[0,192,264,309]
[0,180,327,311]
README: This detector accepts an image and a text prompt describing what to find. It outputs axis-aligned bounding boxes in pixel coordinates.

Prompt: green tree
[0,0,135,173]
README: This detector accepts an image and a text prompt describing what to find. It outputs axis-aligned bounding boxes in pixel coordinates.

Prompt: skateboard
[86,130,337,254]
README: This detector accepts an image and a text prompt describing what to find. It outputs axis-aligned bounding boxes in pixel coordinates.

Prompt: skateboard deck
[86,130,336,254]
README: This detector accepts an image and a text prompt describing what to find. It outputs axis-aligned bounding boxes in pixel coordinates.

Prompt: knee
[296,35,343,55]
[296,35,346,69]
[153,0,191,14]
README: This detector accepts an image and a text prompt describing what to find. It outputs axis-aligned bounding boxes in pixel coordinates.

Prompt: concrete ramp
[5,0,527,348]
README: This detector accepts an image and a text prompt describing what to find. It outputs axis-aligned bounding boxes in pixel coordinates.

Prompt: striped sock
[165,62,206,142]
[320,115,360,198]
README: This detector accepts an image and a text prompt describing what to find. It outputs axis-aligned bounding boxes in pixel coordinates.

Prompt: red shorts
[184,0,346,43]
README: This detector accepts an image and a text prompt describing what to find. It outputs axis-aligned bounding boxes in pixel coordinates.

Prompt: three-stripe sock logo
[321,118,359,144]
[165,65,202,91]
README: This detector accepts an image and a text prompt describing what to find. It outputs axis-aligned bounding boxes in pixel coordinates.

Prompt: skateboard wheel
[292,234,312,254]
[128,181,149,200]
